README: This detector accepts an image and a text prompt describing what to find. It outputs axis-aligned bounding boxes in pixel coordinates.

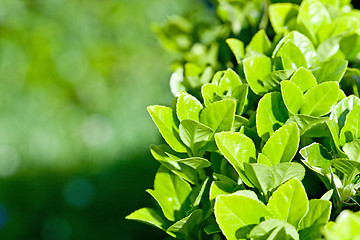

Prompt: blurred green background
[0,0,210,239]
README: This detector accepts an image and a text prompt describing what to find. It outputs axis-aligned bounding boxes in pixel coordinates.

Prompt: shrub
[127,0,360,239]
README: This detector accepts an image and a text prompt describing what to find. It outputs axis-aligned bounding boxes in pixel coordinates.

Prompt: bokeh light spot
[0,145,20,177]
[64,177,95,208]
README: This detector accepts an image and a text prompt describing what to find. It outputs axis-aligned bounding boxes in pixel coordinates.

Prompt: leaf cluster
[128,0,360,239]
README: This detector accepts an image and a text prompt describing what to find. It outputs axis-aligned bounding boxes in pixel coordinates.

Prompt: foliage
[128,0,360,239]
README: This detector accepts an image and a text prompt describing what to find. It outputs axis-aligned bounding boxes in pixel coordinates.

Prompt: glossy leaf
[176,92,203,122]
[343,139,360,162]
[330,95,360,130]
[314,59,348,83]
[271,163,306,190]
[200,99,236,133]
[300,81,341,117]
[276,40,307,70]
[244,163,275,195]
[269,3,298,34]
[339,105,360,145]
[261,122,300,165]
[249,219,299,240]
[179,119,213,154]
[167,209,203,239]
[256,92,289,140]
[219,68,243,93]
[289,67,317,92]
[300,143,332,174]
[267,178,308,228]
[281,80,305,114]
[215,194,271,240]
[243,56,272,95]
[245,29,272,56]
[148,105,187,152]
[147,166,192,221]
[226,38,244,63]
[126,208,171,231]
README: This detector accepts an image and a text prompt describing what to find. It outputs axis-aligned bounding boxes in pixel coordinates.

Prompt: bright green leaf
[167,209,203,240]
[271,163,306,190]
[269,3,299,34]
[275,40,307,70]
[226,38,244,63]
[339,105,360,145]
[148,105,187,153]
[243,56,272,95]
[330,95,360,130]
[179,119,213,154]
[245,29,272,56]
[290,67,317,92]
[176,93,203,122]
[249,219,299,240]
[244,163,275,195]
[313,59,348,83]
[267,178,309,228]
[126,208,171,231]
[281,80,305,114]
[261,122,300,165]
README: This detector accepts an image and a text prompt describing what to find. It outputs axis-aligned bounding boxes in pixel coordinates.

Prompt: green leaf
[316,33,346,62]
[170,67,186,96]
[200,99,236,133]
[215,195,272,240]
[323,210,360,240]
[148,105,187,153]
[273,31,317,67]
[275,40,307,70]
[267,178,309,228]
[299,199,331,228]
[245,29,272,56]
[249,219,299,240]
[321,189,334,201]
[244,163,275,195]
[286,114,327,136]
[298,200,332,240]
[300,81,341,117]
[262,69,295,93]
[313,59,348,83]
[232,84,249,115]
[167,209,203,240]
[175,157,211,170]
[256,92,289,140]
[126,208,171,231]
[243,56,272,95]
[261,122,300,165]
[176,92,203,122]
[219,68,243,93]
[300,143,332,175]
[226,38,244,63]
[271,163,306,190]
[257,153,272,166]
[331,159,360,185]
[330,95,360,130]
[215,132,256,185]
[147,166,192,221]
[201,83,221,107]
[297,0,331,44]
[343,140,360,162]
[179,119,213,155]
[281,80,305,114]
[150,144,197,184]
[339,105,360,145]
[289,67,317,92]
[269,3,299,34]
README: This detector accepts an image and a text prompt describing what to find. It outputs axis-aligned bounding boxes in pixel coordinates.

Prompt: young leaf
[179,119,213,155]
[245,29,272,56]
[269,3,298,34]
[330,95,360,130]
[148,105,187,153]
[244,163,275,195]
[272,31,317,67]
[215,132,256,186]
[281,80,305,114]
[261,122,300,165]
[339,105,360,145]
[289,67,317,92]
[300,81,341,117]
[147,166,192,221]
[298,199,332,240]
[297,0,331,44]
[200,99,236,133]
[300,143,332,175]
[271,163,306,190]
[267,178,309,228]
[226,38,244,63]
[126,208,171,231]
[249,219,299,240]
[275,40,307,70]
[343,139,360,162]
[219,68,243,93]
[313,59,348,83]
[167,209,203,240]
[215,195,272,240]
[256,92,289,140]
[243,56,272,95]
[201,83,221,107]
[175,157,211,170]
[176,92,203,122]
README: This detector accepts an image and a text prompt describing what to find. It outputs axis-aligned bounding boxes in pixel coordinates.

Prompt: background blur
[0,0,209,239]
